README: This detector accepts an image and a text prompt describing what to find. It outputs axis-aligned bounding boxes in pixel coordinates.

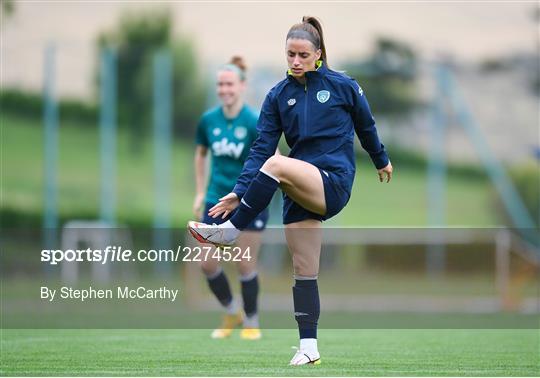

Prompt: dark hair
[286,16,327,65]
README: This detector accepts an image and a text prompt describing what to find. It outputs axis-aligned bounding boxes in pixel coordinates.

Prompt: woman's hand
[208,193,240,219]
[193,193,205,220]
[378,162,393,183]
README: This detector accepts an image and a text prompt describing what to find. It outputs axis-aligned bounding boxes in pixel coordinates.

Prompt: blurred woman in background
[192,56,269,341]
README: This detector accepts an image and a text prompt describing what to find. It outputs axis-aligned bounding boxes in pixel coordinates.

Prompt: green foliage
[169,40,207,138]
[344,36,420,116]
[381,145,488,181]
[0,88,42,117]
[1,0,15,19]
[0,88,98,124]
[97,9,206,150]
[59,98,99,124]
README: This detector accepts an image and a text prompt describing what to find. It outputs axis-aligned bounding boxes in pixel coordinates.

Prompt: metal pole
[99,48,117,226]
[426,64,448,277]
[153,50,173,274]
[43,43,58,250]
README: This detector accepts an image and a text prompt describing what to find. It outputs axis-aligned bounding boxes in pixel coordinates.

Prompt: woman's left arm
[348,79,392,182]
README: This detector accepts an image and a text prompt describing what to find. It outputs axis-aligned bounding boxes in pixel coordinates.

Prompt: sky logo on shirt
[212,138,245,159]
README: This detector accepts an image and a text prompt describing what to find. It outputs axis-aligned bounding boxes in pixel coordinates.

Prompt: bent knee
[261,155,287,178]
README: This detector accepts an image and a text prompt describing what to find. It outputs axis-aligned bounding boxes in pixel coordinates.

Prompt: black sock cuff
[240,271,258,283]
[257,169,280,185]
[299,329,317,339]
[207,270,226,283]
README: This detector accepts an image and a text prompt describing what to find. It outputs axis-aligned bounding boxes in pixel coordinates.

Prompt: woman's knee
[292,255,319,277]
[237,259,256,276]
[261,155,286,178]
[200,260,219,276]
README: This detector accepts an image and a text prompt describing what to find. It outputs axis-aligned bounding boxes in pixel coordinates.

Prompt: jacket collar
[287,60,327,83]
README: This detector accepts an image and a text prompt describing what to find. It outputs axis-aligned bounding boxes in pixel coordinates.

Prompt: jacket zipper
[303,79,308,138]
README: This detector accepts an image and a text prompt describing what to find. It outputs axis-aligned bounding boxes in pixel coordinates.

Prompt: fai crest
[234,126,247,140]
[316,90,330,103]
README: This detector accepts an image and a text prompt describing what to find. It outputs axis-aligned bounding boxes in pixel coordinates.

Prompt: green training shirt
[195,105,259,204]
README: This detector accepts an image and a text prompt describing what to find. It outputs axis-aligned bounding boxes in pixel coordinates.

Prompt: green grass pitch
[1,329,538,376]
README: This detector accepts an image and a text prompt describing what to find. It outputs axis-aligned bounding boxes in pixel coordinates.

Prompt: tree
[1,0,15,21]
[97,9,206,151]
[344,36,420,116]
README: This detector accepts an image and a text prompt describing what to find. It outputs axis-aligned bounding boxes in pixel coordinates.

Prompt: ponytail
[302,16,326,64]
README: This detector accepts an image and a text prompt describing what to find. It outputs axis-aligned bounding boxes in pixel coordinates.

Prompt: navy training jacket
[232,61,389,200]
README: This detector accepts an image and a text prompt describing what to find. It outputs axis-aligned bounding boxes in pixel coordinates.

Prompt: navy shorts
[202,202,269,231]
[282,168,351,224]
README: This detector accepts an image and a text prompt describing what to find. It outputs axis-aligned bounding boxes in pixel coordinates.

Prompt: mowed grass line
[3,114,500,226]
[1,329,537,376]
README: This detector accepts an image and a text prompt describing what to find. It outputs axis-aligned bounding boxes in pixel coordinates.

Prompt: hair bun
[230,56,247,72]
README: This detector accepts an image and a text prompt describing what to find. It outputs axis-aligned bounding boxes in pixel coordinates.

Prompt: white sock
[243,314,259,328]
[225,298,239,315]
[218,220,241,240]
[300,338,318,353]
